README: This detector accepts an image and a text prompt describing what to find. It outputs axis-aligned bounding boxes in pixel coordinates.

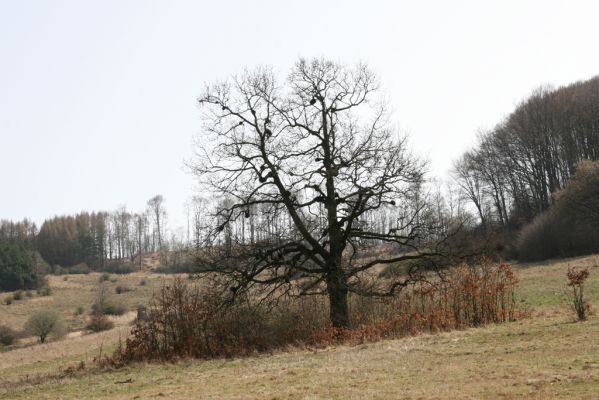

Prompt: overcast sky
[1,0,599,231]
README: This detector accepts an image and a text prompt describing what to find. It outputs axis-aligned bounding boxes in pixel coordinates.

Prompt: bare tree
[147,195,166,251]
[192,58,445,328]
[452,152,487,227]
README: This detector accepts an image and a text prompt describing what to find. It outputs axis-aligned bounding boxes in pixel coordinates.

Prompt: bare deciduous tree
[147,195,166,251]
[192,58,446,327]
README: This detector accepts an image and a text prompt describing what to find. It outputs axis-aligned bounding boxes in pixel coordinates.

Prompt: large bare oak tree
[192,58,444,327]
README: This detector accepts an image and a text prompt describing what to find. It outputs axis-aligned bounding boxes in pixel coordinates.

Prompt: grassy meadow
[1,255,599,399]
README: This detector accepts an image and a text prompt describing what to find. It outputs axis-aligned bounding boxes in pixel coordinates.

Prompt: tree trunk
[326,271,350,328]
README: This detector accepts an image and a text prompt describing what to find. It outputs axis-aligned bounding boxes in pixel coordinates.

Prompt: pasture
[1,255,599,399]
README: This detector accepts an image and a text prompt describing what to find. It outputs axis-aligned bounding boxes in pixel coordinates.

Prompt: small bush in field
[115,285,132,294]
[68,263,90,275]
[98,263,134,275]
[4,297,13,305]
[99,273,111,282]
[0,325,17,346]
[86,314,114,332]
[37,286,52,296]
[567,267,590,321]
[92,298,127,316]
[12,290,23,301]
[25,290,33,298]
[74,306,84,316]
[24,311,66,343]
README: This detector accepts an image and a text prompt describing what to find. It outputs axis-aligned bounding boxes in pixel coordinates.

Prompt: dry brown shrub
[115,259,519,363]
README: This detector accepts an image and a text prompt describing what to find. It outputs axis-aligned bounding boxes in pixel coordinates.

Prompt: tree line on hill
[0,195,169,289]
[453,76,599,229]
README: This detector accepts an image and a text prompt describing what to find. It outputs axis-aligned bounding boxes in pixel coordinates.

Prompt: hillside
[1,255,599,399]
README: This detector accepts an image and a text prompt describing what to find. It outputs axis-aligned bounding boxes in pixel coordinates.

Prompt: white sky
[1,0,599,231]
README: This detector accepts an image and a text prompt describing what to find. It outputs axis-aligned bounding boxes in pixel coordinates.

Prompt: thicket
[114,259,518,362]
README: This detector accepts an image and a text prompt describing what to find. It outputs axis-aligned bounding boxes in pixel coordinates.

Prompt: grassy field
[1,255,599,399]
[0,272,175,333]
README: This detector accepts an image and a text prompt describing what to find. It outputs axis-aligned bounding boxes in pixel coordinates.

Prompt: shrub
[379,256,451,278]
[567,267,591,321]
[12,290,23,301]
[4,297,12,305]
[51,265,65,275]
[99,273,111,282]
[86,314,114,332]
[74,306,84,316]
[115,260,519,363]
[92,298,127,316]
[155,263,206,274]
[24,310,66,343]
[0,325,16,346]
[0,243,38,291]
[98,262,134,275]
[67,263,90,275]
[37,286,52,296]
[102,299,127,315]
[115,285,132,294]
[25,290,33,298]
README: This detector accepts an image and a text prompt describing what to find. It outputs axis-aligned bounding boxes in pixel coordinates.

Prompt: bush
[116,260,519,363]
[92,298,127,316]
[155,263,206,274]
[24,310,66,343]
[51,265,65,275]
[115,285,132,294]
[98,262,134,275]
[0,243,38,291]
[0,325,16,346]
[86,314,114,332]
[567,267,591,321]
[51,263,90,275]
[102,299,127,315]
[99,273,111,282]
[68,263,90,274]
[379,256,451,278]
[12,290,23,301]
[37,286,52,296]
[4,297,12,305]
[74,306,84,316]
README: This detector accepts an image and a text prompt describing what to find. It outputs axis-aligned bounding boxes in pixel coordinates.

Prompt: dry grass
[1,254,599,399]
[2,313,599,399]
[0,272,174,334]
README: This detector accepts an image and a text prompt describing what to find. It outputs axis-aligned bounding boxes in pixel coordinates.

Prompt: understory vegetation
[115,259,518,362]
